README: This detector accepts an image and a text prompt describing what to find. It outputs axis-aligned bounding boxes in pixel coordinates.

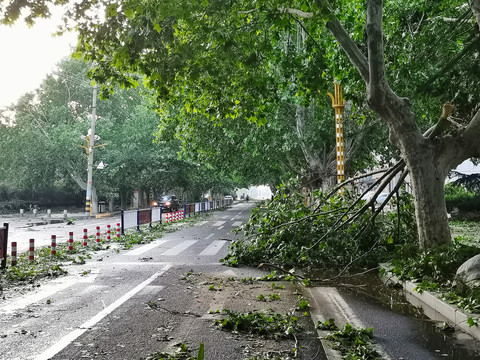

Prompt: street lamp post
[327,83,346,194]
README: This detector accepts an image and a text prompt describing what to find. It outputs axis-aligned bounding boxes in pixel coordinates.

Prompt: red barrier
[107,225,111,241]
[68,232,74,252]
[11,241,17,266]
[29,239,35,261]
[83,229,88,247]
[96,226,101,243]
[116,223,120,239]
[51,235,56,256]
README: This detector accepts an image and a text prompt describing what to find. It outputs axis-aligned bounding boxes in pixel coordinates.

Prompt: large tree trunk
[405,145,451,248]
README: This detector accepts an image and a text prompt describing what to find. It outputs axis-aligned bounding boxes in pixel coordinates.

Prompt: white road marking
[204,233,214,240]
[194,221,209,226]
[108,262,170,266]
[123,240,168,256]
[232,221,243,227]
[161,240,197,255]
[230,217,236,220]
[218,226,224,230]
[326,290,363,327]
[199,241,227,256]
[212,221,226,227]
[35,265,171,360]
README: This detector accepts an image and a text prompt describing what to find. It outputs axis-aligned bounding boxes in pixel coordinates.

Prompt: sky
[0,12,78,108]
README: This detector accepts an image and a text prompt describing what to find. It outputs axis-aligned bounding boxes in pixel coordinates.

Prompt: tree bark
[319,0,465,248]
[405,140,451,248]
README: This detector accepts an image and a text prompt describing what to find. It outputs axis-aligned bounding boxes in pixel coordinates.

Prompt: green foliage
[325,323,381,360]
[390,240,478,285]
[271,282,285,290]
[442,291,480,314]
[269,293,281,301]
[215,309,300,339]
[296,297,309,311]
[1,252,67,284]
[0,213,207,291]
[445,184,480,213]
[222,178,417,268]
[467,317,478,328]
[316,318,339,331]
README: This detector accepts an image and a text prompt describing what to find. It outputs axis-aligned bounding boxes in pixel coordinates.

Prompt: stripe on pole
[29,239,35,261]
[107,225,111,241]
[116,223,120,239]
[83,229,88,247]
[96,226,100,243]
[68,232,74,252]
[51,235,56,256]
[11,242,17,266]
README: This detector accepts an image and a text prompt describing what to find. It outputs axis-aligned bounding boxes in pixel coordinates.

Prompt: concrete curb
[302,286,392,360]
[380,271,480,340]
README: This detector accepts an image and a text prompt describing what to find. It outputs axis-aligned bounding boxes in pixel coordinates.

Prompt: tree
[0,57,234,208]
[3,0,480,249]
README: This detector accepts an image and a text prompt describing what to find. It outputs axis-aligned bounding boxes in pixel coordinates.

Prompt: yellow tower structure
[327,83,346,193]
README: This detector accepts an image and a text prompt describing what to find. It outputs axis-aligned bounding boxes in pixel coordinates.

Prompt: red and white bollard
[107,225,111,241]
[29,239,35,262]
[96,226,101,243]
[83,229,88,247]
[51,235,56,256]
[116,223,121,239]
[11,242,17,266]
[68,232,74,252]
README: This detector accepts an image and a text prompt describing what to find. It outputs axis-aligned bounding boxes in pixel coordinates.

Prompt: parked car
[376,193,389,204]
[152,195,180,212]
[224,195,233,200]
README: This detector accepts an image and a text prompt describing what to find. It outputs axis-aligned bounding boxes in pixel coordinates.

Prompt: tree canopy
[3,0,480,248]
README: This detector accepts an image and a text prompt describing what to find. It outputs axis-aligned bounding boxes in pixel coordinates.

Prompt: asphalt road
[0,202,325,360]
[3,202,480,360]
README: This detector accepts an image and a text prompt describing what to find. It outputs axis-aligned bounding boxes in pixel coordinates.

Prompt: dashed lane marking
[161,240,197,255]
[232,221,243,227]
[123,240,168,256]
[204,233,214,240]
[212,221,226,227]
[199,240,227,256]
[35,264,171,360]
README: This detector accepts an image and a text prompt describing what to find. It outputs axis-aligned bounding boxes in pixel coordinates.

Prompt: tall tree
[3,0,480,249]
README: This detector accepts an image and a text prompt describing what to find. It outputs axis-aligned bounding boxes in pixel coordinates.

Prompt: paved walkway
[1,211,121,254]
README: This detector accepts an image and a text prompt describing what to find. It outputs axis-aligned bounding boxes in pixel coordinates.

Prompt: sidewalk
[1,211,122,254]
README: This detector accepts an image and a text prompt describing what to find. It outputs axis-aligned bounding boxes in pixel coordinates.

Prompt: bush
[445,184,480,213]
[0,199,35,213]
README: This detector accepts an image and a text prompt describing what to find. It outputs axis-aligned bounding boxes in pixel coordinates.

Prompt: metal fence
[120,198,233,234]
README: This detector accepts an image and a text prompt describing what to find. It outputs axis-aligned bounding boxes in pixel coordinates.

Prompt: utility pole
[85,84,98,215]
